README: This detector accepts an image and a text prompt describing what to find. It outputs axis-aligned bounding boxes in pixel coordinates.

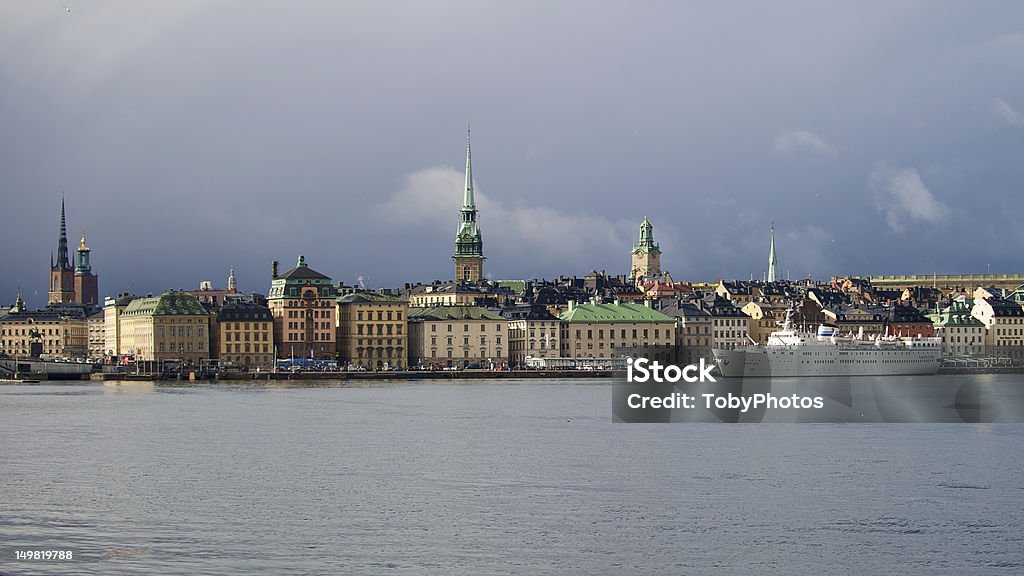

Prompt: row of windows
[572,328,664,340]
[157,327,205,338]
[158,341,206,351]
[225,332,270,342]
[285,332,334,342]
[356,310,403,321]
[429,349,503,359]
[429,323,502,332]
[223,343,270,353]
[283,299,331,307]
[355,338,401,346]
[1,328,63,336]
[430,336,502,346]
[285,321,331,331]
[357,324,403,336]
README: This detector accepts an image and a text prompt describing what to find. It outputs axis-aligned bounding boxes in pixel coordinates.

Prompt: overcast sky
[2,1,1023,304]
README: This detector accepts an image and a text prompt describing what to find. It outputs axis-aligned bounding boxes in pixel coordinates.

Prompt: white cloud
[772,130,835,158]
[375,166,641,276]
[992,97,1024,127]
[871,166,949,232]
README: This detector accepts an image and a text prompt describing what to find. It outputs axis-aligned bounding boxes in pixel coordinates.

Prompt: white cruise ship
[712,314,942,378]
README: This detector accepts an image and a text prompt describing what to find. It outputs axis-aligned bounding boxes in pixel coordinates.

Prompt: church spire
[463,125,475,209]
[227,266,237,293]
[767,221,778,283]
[56,195,70,270]
[453,125,484,282]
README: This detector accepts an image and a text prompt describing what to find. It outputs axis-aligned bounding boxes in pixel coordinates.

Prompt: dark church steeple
[49,196,76,304]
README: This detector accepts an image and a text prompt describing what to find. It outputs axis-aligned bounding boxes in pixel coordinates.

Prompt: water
[1,376,1022,575]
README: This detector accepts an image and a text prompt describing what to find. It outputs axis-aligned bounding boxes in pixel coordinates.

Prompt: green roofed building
[929,301,985,356]
[117,290,210,363]
[559,301,675,359]
[407,305,507,369]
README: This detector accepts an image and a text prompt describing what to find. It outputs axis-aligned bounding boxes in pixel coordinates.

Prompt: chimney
[272,260,279,279]
[568,299,575,311]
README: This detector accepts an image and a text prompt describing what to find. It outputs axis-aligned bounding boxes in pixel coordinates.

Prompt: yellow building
[971,293,1024,352]
[503,305,561,368]
[408,305,506,369]
[558,301,676,359]
[741,301,790,345]
[217,301,275,369]
[337,291,409,369]
[0,296,88,359]
[87,310,105,361]
[103,294,142,360]
[119,291,210,364]
[268,256,337,360]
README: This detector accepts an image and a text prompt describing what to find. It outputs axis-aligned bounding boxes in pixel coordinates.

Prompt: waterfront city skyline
[3,2,1024,302]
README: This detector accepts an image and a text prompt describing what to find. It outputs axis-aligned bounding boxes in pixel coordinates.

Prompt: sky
[2,1,1023,305]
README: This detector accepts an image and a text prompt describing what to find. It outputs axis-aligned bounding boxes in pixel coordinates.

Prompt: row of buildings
[5,131,1024,368]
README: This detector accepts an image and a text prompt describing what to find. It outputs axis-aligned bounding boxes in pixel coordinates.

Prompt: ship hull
[712,345,941,378]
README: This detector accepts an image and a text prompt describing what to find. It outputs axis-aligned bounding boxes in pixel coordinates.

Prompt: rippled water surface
[1,377,1022,575]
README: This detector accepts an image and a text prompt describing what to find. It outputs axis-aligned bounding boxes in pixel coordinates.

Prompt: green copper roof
[632,216,661,254]
[454,128,483,258]
[123,296,160,316]
[560,302,676,323]
[123,291,206,317]
[408,305,504,321]
[153,291,207,316]
[463,126,475,210]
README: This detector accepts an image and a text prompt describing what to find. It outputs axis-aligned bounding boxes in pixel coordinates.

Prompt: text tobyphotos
[627,357,718,383]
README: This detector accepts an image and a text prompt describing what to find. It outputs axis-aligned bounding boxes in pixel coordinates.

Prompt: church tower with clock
[453,127,484,283]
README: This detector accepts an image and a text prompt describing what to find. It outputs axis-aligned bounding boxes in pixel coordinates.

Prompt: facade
[741,300,789,345]
[886,304,935,338]
[336,291,409,369]
[502,304,561,368]
[702,296,751,350]
[268,256,337,360]
[0,295,89,359]
[629,216,661,284]
[930,302,985,356]
[103,294,139,359]
[658,300,713,357]
[119,291,210,363]
[971,294,1024,352]
[407,305,506,369]
[87,309,105,361]
[217,301,274,369]
[558,301,676,359]
[828,306,887,338]
[452,129,485,282]
[406,282,516,308]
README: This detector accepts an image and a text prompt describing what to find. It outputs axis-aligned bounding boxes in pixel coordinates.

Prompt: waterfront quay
[90,368,614,383]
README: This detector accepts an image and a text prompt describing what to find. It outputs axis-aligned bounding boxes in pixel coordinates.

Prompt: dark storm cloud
[2,1,1023,304]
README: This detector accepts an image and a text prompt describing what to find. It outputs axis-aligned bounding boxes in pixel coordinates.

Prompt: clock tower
[453,127,484,283]
[629,215,662,284]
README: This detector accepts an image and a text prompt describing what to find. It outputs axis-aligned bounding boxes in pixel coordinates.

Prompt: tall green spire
[463,125,475,209]
[767,221,778,283]
[454,126,483,259]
